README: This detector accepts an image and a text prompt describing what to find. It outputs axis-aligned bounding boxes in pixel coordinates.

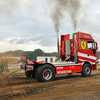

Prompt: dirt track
[0,69,100,100]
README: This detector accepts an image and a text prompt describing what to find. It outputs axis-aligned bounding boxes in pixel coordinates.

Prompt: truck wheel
[35,64,55,82]
[81,64,91,77]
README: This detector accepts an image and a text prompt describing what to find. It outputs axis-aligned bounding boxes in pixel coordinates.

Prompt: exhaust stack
[57,32,60,59]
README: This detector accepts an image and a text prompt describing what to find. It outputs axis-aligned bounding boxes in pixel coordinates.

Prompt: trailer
[20,32,98,82]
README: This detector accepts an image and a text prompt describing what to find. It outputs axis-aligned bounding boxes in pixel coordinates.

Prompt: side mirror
[95,42,98,50]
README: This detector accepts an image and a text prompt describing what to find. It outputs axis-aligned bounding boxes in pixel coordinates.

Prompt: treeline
[0,49,58,60]
[0,49,100,61]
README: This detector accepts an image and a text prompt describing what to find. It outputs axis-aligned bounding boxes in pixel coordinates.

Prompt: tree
[32,49,44,60]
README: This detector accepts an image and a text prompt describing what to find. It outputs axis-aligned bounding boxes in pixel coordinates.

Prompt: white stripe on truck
[78,52,96,60]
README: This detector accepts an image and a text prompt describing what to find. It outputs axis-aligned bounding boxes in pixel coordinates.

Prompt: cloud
[0,0,100,52]
[0,0,20,17]
[8,32,56,47]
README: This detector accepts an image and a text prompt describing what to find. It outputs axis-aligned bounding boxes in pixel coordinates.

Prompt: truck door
[78,39,97,61]
[87,41,96,61]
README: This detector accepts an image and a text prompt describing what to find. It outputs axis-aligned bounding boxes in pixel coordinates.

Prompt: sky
[0,0,100,53]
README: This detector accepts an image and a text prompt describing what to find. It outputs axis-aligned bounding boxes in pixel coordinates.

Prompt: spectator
[27,58,30,63]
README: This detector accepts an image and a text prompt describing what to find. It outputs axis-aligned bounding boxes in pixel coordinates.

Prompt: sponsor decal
[67,70,72,73]
[84,35,89,38]
[69,66,74,68]
[57,70,72,74]
[81,41,86,50]
[57,67,63,69]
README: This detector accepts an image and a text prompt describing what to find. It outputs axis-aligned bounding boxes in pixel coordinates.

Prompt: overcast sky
[0,0,100,53]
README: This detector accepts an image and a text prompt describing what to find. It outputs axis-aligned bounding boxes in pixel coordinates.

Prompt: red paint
[36,61,44,63]
[20,65,22,68]
[55,65,82,75]
[20,56,26,61]
[44,72,48,77]
[59,31,98,75]
[29,66,33,69]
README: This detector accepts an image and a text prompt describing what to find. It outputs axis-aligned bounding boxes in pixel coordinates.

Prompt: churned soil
[0,68,100,100]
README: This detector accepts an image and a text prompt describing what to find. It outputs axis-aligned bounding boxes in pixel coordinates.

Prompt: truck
[20,31,98,82]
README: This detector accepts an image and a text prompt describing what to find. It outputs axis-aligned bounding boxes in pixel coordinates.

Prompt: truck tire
[35,64,55,82]
[81,64,91,77]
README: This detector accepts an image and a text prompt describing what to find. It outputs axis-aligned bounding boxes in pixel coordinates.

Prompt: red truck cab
[60,32,98,69]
